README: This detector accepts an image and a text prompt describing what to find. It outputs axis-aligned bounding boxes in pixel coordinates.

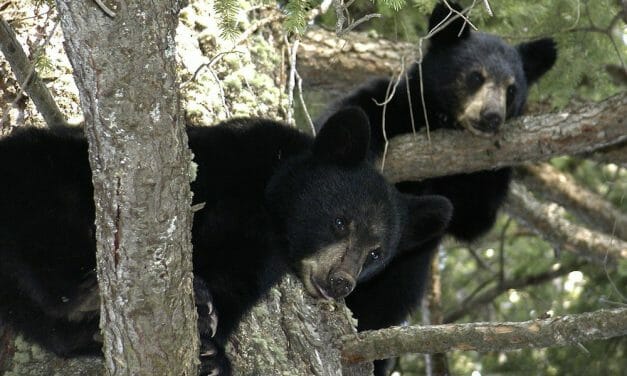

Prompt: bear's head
[422,1,557,136]
[266,107,452,300]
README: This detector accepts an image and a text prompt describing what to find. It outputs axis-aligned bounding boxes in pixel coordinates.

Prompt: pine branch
[341,308,627,365]
[505,182,627,265]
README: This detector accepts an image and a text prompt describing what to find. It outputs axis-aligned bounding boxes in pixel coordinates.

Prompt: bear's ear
[428,1,470,46]
[313,106,370,166]
[398,194,453,251]
[517,38,557,85]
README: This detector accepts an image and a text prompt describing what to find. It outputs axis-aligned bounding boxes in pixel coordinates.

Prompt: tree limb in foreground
[519,163,627,241]
[0,18,68,128]
[381,92,627,183]
[341,307,627,365]
[506,181,627,265]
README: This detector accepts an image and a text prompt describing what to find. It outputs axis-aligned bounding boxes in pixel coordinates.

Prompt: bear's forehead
[450,33,524,81]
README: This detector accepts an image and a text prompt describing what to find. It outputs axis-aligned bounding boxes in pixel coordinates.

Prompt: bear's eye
[367,248,382,263]
[506,84,517,105]
[333,217,347,235]
[467,71,484,91]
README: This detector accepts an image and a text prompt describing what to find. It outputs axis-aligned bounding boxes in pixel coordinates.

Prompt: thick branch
[0,18,68,127]
[443,262,584,323]
[519,163,627,240]
[341,308,627,365]
[505,182,627,265]
[226,273,372,376]
[381,92,627,183]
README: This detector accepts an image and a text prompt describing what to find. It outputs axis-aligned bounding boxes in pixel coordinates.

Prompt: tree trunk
[55,1,198,375]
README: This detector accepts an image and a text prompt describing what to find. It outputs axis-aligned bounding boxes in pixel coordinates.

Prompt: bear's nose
[479,112,503,132]
[328,271,355,299]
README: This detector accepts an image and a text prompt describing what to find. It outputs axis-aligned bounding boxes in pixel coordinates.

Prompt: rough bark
[341,308,627,365]
[0,325,104,375]
[519,163,627,240]
[381,92,627,183]
[55,1,198,375]
[226,273,372,376]
[506,182,627,265]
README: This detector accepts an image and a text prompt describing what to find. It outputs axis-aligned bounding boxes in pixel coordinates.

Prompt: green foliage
[214,0,241,38]
[379,0,408,11]
[283,0,311,34]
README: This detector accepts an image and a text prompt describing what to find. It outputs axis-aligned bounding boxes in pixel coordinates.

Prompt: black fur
[0,107,452,374]
[317,2,557,374]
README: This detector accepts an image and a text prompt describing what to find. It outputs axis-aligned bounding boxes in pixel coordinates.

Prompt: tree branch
[0,17,68,128]
[443,262,584,323]
[381,92,627,183]
[505,182,627,265]
[226,273,372,376]
[341,308,627,365]
[519,163,627,241]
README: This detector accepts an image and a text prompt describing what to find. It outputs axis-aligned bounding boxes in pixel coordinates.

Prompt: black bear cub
[317,2,557,374]
[0,107,452,374]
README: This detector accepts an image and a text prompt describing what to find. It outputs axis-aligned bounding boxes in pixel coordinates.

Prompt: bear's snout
[327,270,356,299]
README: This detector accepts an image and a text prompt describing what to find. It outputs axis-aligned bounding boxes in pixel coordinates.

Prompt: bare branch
[520,163,627,241]
[505,182,627,265]
[444,262,584,323]
[341,308,627,365]
[0,17,68,128]
[381,93,627,183]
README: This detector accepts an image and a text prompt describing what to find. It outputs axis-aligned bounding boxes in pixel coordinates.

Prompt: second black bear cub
[0,107,452,374]
[318,3,557,373]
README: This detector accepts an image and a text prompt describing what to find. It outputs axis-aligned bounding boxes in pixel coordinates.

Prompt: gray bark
[227,274,372,376]
[54,1,198,375]
[342,308,627,365]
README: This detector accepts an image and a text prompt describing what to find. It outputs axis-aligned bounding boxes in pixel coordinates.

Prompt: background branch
[505,182,627,265]
[444,262,585,323]
[519,163,627,240]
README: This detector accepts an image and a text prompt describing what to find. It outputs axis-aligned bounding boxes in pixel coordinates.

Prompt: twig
[285,36,299,125]
[295,70,314,135]
[93,0,116,18]
[444,261,583,323]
